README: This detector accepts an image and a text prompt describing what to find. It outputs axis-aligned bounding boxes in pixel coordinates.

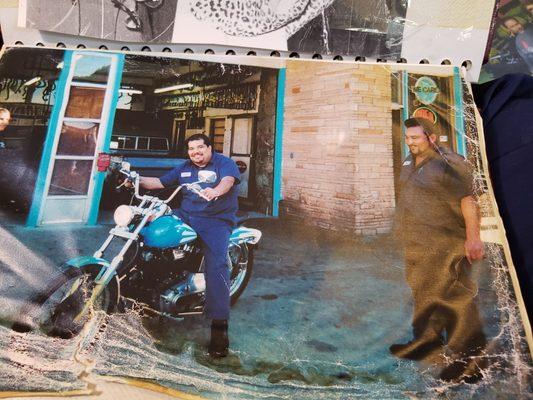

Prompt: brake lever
[188,184,212,201]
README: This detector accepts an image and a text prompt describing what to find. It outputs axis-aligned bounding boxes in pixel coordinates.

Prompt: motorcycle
[13,161,261,338]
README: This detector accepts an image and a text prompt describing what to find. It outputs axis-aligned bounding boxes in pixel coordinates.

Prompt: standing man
[390,118,487,382]
[0,107,12,148]
[138,133,240,358]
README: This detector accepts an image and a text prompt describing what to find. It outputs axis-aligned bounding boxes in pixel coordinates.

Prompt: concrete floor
[0,211,530,399]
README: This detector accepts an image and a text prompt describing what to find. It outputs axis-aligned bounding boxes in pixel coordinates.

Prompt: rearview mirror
[198,170,217,183]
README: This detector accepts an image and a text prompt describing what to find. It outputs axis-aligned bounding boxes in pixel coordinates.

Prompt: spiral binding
[11,40,473,71]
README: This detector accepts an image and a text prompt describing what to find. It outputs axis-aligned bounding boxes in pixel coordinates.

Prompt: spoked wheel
[12,265,118,339]
[228,243,254,305]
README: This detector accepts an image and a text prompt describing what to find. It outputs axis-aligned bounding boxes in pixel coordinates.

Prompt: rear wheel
[228,244,254,305]
[12,265,118,339]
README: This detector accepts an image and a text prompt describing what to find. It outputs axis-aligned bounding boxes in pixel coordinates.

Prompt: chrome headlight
[114,205,134,227]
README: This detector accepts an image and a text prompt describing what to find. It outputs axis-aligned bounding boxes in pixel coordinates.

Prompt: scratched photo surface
[0,47,531,399]
[20,0,407,59]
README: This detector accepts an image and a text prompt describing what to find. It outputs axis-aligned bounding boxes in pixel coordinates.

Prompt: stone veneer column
[281,61,395,235]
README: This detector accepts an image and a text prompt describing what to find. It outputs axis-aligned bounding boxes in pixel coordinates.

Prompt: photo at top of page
[0,47,531,399]
[19,0,402,55]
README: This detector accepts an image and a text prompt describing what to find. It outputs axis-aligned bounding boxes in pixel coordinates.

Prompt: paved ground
[0,208,528,399]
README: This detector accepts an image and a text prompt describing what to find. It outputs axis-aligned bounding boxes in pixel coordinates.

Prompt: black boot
[389,337,444,361]
[208,319,229,358]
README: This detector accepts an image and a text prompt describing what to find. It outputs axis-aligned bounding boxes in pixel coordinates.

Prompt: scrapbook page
[0,47,531,399]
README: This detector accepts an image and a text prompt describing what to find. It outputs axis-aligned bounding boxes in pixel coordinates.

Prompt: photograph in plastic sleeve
[18,0,407,59]
[480,0,533,83]
[0,47,531,399]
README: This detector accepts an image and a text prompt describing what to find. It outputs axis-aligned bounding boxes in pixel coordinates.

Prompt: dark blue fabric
[473,74,533,320]
[159,152,240,226]
[176,210,232,320]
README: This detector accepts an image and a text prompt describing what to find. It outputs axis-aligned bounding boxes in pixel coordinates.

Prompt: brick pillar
[282,61,395,235]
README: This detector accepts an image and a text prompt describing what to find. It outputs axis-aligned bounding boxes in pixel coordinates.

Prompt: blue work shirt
[159,152,240,226]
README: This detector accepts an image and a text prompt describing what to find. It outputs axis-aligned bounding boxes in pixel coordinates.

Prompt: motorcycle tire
[11,265,119,339]
[229,244,254,306]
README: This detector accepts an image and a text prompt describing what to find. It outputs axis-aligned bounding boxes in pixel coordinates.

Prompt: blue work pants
[177,211,232,320]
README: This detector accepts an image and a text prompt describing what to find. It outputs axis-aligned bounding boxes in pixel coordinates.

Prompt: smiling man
[138,133,240,358]
[391,118,487,382]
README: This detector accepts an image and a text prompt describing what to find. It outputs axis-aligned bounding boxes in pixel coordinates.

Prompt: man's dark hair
[185,133,211,147]
[404,117,436,137]
[523,0,533,6]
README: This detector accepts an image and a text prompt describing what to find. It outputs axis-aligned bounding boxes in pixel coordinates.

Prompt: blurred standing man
[390,118,487,382]
[137,133,240,358]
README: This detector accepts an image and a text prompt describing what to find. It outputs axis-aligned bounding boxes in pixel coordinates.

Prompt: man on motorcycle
[136,133,240,358]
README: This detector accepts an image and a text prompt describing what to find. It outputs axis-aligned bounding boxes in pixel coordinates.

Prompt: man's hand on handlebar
[200,187,219,201]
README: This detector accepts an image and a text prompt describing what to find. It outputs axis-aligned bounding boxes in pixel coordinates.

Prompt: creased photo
[0,47,531,399]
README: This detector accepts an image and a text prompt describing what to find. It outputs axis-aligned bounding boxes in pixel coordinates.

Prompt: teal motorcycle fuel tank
[140,215,197,248]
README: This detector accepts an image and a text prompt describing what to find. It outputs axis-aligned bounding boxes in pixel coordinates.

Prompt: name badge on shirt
[181,172,192,177]
[403,160,411,166]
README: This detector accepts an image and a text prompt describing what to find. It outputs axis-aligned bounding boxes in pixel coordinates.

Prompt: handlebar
[187,183,212,201]
[118,167,212,204]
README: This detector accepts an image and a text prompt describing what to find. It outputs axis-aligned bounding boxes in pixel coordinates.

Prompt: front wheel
[228,244,254,305]
[12,265,119,339]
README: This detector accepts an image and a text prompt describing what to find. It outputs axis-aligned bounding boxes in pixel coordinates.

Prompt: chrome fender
[62,256,116,284]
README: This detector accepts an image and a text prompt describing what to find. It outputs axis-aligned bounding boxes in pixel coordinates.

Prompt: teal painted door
[29,51,124,225]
